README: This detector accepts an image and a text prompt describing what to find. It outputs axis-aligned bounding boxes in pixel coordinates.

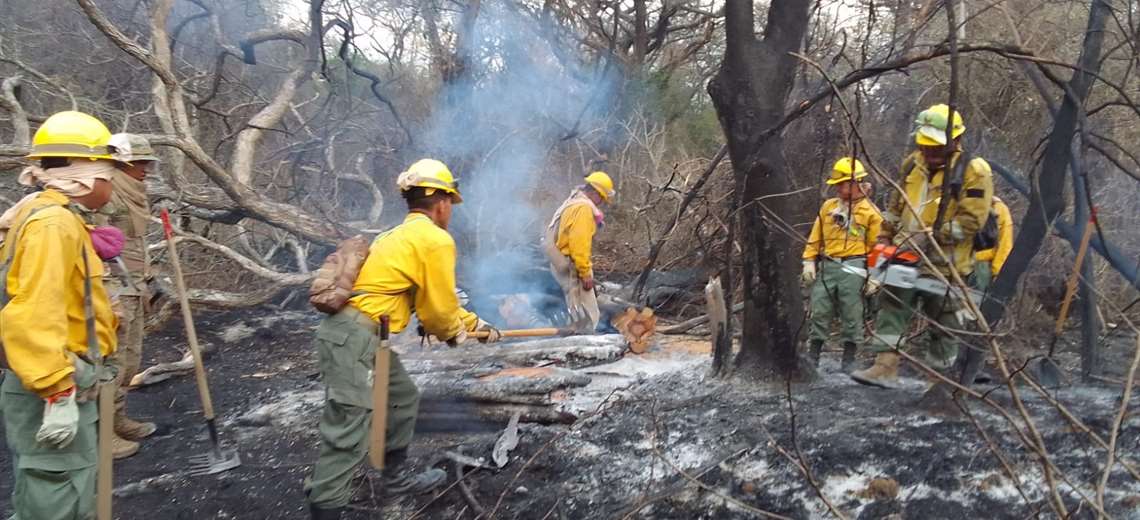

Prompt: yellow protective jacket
[348,213,478,340]
[975,197,1013,275]
[0,190,118,398]
[880,150,994,276]
[802,197,883,260]
[555,202,597,279]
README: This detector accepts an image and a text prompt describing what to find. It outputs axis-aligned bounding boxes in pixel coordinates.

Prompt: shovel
[1034,213,1097,388]
[160,209,242,476]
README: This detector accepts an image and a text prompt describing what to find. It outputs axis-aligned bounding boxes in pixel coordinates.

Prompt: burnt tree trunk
[981,0,1109,326]
[707,0,812,380]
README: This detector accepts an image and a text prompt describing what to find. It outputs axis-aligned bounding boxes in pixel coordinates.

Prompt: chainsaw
[833,244,984,307]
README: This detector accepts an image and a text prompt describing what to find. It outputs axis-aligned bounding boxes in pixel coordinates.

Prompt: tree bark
[707,0,812,380]
[981,0,1110,326]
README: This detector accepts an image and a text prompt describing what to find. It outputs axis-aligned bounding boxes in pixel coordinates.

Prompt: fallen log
[412,366,590,405]
[400,334,627,374]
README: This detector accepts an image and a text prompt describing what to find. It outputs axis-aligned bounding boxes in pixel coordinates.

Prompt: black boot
[809,340,824,367]
[841,342,858,373]
[309,504,343,520]
[382,448,446,496]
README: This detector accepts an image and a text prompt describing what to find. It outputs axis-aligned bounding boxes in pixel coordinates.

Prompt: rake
[161,209,242,476]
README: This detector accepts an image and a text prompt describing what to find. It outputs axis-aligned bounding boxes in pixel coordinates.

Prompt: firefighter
[0,111,119,520]
[802,158,883,372]
[851,104,994,388]
[972,196,1013,291]
[544,171,614,332]
[305,159,502,519]
[93,133,160,459]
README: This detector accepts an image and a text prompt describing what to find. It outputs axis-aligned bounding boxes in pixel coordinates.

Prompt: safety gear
[863,277,882,296]
[309,504,344,520]
[880,150,993,277]
[109,133,160,163]
[0,191,118,398]
[545,191,602,331]
[850,352,900,388]
[801,261,817,284]
[808,259,868,350]
[115,413,156,441]
[309,235,370,314]
[826,157,868,185]
[476,319,502,344]
[306,309,420,510]
[914,104,965,146]
[809,339,823,367]
[112,433,140,459]
[841,342,858,373]
[36,388,80,449]
[89,225,126,260]
[26,111,114,160]
[396,159,462,203]
[974,198,1013,275]
[802,198,883,261]
[584,171,615,202]
[348,213,478,340]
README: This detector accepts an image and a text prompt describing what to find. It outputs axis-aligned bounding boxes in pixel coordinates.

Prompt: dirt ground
[1,305,1138,519]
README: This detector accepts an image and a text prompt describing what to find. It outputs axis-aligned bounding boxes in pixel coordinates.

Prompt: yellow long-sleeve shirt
[802,197,883,260]
[555,202,597,279]
[881,150,994,276]
[975,197,1013,274]
[0,190,118,398]
[348,213,478,340]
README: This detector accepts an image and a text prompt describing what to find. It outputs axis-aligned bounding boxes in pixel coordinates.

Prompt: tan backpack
[309,235,371,314]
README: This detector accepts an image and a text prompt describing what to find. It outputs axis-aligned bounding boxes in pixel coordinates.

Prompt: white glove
[801,261,817,285]
[476,319,502,344]
[36,388,79,449]
[446,327,468,347]
[864,278,882,296]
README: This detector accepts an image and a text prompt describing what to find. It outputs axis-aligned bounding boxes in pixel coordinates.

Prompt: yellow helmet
[914,104,965,146]
[827,157,867,185]
[584,171,615,202]
[26,111,114,160]
[397,158,462,203]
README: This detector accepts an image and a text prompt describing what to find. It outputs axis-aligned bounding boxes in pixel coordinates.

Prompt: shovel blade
[188,449,242,476]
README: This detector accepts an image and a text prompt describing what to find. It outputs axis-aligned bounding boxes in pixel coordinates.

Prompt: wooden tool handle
[472,327,567,339]
[161,209,216,420]
[1055,215,1097,335]
[96,382,114,520]
[368,315,391,470]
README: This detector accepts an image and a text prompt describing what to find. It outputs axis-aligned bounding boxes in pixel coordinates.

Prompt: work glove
[863,278,882,296]
[89,226,126,261]
[445,318,468,347]
[476,319,502,344]
[938,221,967,244]
[801,261,817,285]
[581,276,595,291]
[36,387,79,449]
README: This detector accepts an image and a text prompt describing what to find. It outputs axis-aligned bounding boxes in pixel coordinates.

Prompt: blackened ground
[1,305,1138,519]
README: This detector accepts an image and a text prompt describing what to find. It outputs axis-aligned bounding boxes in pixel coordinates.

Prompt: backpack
[973,209,999,251]
[309,235,371,314]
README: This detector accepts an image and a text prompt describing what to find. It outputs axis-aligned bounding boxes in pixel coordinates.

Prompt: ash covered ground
[1,305,1138,519]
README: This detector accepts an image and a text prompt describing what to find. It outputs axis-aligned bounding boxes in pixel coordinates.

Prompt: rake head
[188,448,242,476]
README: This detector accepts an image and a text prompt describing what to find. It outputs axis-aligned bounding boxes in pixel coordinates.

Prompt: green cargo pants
[305,308,420,509]
[868,284,964,369]
[808,259,867,348]
[972,261,993,292]
[106,294,143,418]
[1,371,99,520]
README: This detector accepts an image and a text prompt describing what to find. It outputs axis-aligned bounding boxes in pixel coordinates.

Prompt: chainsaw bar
[834,260,983,307]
